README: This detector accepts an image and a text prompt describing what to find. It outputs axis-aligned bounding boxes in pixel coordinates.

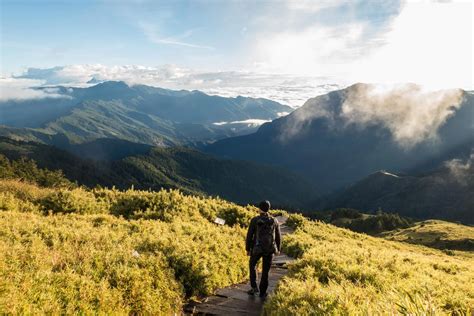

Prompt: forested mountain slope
[206,84,474,192]
[315,160,474,224]
[0,137,315,207]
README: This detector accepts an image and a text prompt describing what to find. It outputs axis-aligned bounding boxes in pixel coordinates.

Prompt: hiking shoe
[259,292,268,299]
[247,287,259,295]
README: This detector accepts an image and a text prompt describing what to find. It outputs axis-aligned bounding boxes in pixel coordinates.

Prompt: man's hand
[247,251,251,256]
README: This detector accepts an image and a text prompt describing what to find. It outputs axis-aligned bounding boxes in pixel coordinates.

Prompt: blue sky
[0,0,473,105]
[1,0,400,72]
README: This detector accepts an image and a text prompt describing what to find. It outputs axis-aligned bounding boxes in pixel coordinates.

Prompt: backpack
[254,215,276,254]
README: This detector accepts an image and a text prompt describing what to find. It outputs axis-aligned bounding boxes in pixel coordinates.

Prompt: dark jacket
[245,213,281,254]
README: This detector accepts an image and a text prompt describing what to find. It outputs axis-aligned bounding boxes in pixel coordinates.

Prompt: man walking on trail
[246,200,281,299]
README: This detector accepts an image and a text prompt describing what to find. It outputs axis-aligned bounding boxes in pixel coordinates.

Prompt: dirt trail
[185,216,294,315]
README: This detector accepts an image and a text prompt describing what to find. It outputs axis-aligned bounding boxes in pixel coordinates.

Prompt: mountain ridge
[314,160,474,224]
[0,81,293,146]
[205,84,474,192]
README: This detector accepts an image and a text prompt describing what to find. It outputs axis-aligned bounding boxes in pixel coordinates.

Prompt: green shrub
[0,179,52,202]
[40,188,110,214]
[285,213,307,230]
[330,208,363,221]
[0,154,73,188]
[0,192,38,213]
[216,205,255,227]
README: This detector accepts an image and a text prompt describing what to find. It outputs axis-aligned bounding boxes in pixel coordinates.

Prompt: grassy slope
[1,161,472,314]
[380,220,474,251]
[264,215,474,315]
[0,179,256,314]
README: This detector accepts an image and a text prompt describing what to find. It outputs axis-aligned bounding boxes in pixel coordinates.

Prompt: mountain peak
[92,80,129,89]
[86,77,105,84]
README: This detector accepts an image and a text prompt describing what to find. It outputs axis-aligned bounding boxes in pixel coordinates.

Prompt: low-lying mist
[445,153,474,185]
[281,83,465,148]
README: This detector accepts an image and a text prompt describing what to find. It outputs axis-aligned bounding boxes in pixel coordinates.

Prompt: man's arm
[246,218,256,253]
[274,219,281,253]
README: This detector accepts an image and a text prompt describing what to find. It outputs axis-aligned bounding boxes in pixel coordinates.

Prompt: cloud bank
[281,83,464,147]
[250,0,472,90]
[11,64,341,107]
[341,84,464,147]
[213,119,271,127]
[0,78,68,101]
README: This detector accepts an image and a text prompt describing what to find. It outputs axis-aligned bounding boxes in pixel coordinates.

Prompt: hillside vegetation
[318,208,413,235]
[317,165,474,225]
[265,214,474,315]
[380,220,474,252]
[0,179,259,314]
[0,137,315,207]
[0,154,73,188]
[1,162,472,314]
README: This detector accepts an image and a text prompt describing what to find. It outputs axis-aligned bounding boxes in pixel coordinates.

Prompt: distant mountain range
[316,162,474,224]
[0,81,292,146]
[206,84,474,193]
[1,81,473,223]
[0,137,315,208]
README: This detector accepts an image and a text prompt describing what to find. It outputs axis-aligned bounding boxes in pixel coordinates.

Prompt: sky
[0,0,473,106]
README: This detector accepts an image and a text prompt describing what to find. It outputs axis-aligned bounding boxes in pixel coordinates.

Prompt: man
[245,200,281,299]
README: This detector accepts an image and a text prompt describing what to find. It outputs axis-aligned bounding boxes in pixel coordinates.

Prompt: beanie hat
[258,200,271,212]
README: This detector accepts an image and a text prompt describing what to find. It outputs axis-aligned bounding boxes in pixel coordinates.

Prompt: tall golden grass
[265,214,474,315]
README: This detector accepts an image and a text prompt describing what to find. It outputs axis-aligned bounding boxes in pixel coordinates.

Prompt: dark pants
[249,252,273,294]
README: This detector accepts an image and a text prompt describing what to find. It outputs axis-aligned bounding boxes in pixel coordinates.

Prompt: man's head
[258,200,271,213]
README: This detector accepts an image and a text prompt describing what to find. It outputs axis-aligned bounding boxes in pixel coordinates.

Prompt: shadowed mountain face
[0,81,292,146]
[316,159,474,224]
[206,84,474,193]
[0,137,316,207]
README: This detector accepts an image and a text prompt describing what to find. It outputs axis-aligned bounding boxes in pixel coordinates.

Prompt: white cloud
[213,119,271,127]
[280,83,465,147]
[249,0,473,90]
[285,0,347,13]
[0,78,68,101]
[139,22,214,50]
[252,22,373,76]
[354,0,473,90]
[14,64,341,107]
[341,84,464,147]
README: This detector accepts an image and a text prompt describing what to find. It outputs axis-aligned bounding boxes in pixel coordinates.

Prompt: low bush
[285,213,306,230]
[0,179,52,202]
[40,188,110,215]
[330,208,363,221]
[0,192,38,213]
[0,154,74,188]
